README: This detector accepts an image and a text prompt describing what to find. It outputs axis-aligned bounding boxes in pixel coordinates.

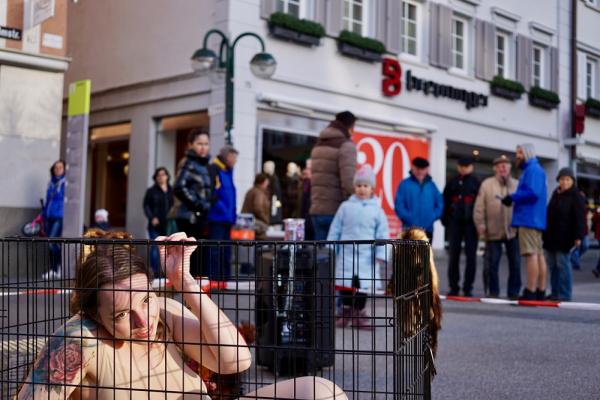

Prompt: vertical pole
[225,45,235,145]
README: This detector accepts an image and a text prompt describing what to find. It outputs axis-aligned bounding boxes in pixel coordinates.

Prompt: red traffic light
[575,104,586,135]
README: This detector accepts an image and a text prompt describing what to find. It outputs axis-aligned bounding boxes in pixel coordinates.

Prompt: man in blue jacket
[394,157,444,243]
[207,145,238,281]
[501,144,548,300]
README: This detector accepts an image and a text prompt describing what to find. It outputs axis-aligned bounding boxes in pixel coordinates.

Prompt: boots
[335,306,353,328]
[518,288,536,300]
[535,289,546,301]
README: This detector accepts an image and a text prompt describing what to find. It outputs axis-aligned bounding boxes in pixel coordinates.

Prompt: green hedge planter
[268,12,324,47]
[585,98,600,118]
[528,86,560,110]
[490,76,525,100]
[337,30,386,63]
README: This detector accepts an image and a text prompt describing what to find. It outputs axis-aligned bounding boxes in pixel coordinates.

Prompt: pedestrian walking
[473,157,521,298]
[263,160,283,224]
[443,157,481,297]
[592,207,600,278]
[543,168,585,301]
[570,190,589,270]
[143,167,174,276]
[394,157,443,243]
[172,129,213,276]
[241,173,270,239]
[310,111,357,240]
[501,144,548,300]
[300,159,314,240]
[42,160,66,280]
[207,145,239,281]
[327,165,389,330]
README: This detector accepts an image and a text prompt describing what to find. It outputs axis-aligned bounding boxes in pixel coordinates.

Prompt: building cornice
[0,48,70,72]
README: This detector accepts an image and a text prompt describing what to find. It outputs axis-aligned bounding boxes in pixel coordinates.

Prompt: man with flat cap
[473,156,520,298]
[394,157,443,243]
[443,157,481,297]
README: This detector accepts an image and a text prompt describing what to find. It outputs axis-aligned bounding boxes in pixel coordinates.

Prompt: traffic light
[575,104,586,135]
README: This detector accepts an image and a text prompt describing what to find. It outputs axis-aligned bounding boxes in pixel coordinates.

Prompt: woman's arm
[17,317,97,400]
[159,233,251,375]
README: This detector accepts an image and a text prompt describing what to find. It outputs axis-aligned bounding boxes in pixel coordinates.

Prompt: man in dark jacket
[207,145,239,280]
[173,129,213,276]
[543,168,585,301]
[501,143,548,300]
[144,167,174,276]
[310,111,357,240]
[443,157,481,297]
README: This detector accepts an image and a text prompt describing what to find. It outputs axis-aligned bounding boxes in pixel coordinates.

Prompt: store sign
[353,131,429,237]
[0,26,22,40]
[382,58,488,110]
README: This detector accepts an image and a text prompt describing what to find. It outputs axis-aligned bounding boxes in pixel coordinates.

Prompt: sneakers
[42,270,61,280]
[335,306,353,328]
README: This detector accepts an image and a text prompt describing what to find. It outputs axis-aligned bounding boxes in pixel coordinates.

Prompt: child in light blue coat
[327,165,390,329]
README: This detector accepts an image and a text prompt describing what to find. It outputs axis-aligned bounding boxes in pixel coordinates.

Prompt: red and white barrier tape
[440,295,600,311]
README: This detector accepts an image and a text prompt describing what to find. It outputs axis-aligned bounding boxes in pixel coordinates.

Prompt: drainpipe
[570,0,578,166]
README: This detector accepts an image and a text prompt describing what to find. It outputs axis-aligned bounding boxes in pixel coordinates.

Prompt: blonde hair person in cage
[18,231,346,400]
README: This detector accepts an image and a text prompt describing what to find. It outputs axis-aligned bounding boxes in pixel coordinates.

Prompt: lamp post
[191,29,277,145]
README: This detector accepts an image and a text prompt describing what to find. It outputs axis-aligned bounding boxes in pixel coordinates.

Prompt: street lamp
[191,29,277,145]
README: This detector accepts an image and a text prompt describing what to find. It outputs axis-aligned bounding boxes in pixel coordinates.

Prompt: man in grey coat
[309,111,358,240]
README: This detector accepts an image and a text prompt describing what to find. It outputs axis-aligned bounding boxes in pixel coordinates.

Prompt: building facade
[63,0,596,246]
[0,0,69,237]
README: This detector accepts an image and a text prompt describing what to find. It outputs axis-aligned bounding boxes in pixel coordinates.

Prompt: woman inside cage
[18,231,346,400]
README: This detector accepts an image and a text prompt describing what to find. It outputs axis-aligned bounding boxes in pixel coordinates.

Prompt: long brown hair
[71,230,153,319]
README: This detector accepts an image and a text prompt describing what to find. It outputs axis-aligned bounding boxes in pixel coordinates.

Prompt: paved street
[432,248,600,399]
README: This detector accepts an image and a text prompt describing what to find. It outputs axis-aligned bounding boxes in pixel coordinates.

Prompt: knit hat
[412,157,430,168]
[556,167,575,181]
[94,209,109,222]
[457,156,474,166]
[354,164,376,187]
[518,143,536,161]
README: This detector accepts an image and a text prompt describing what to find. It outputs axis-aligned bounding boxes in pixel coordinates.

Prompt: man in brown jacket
[241,173,271,239]
[309,111,358,239]
[473,157,521,298]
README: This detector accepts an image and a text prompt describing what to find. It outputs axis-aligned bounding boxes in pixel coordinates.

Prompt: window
[451,18,467,71]
[401,1,419,56]
[587,57,597,99]
[532,45,545,88]
[495,33,510,78]
[277,0,303,18]
[343,0,369,36]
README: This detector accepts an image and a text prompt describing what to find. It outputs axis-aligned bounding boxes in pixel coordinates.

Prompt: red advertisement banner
[352,131,430,237]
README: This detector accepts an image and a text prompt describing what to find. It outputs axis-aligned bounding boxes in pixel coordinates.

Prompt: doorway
[88,123,131,228]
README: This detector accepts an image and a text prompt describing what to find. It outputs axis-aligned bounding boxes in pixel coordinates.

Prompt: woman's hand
[156,232,197,289]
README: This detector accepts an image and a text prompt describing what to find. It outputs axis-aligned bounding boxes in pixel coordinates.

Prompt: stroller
[21,199,46,237]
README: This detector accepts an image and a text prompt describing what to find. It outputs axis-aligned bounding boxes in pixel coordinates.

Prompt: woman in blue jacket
[42,160,66,280]
[328,165,389,330]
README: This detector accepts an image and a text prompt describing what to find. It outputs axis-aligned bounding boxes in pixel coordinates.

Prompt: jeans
[447,222,478,294]
[45,217,62,272]
[311,215,335,241]
[177,218,209,277]
[546,250,572,301]
[570,236,589,269]
[486,238,521,298]
[207,222,232,281]
[148,228,162,277]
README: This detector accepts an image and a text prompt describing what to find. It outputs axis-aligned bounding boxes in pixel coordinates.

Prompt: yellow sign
[67,80,91,117]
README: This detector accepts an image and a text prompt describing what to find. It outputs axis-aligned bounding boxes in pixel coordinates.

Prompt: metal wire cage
[0,237,433,399]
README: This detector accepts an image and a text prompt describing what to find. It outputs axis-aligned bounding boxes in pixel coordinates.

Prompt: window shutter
[386,0,402,54]
[314,0,328,26]
[549,46,559,93]
[475,20,497,80]
[326,0,345,36]
[577,51,587,99]
[516,34,533,89]
[429,2,440,66]
[437,4,453,69]
[374,0,387,43]
[260,0,277,19]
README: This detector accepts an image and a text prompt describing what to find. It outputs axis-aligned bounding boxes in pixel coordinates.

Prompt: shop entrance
[88,123,131,228]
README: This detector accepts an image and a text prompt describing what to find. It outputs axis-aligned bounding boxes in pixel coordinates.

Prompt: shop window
[401,1,420,57]
[343,0,370,36]
[495,32,511,78]
[451,17,468,72]
[586,56,597,99]
[532,45,546,88]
